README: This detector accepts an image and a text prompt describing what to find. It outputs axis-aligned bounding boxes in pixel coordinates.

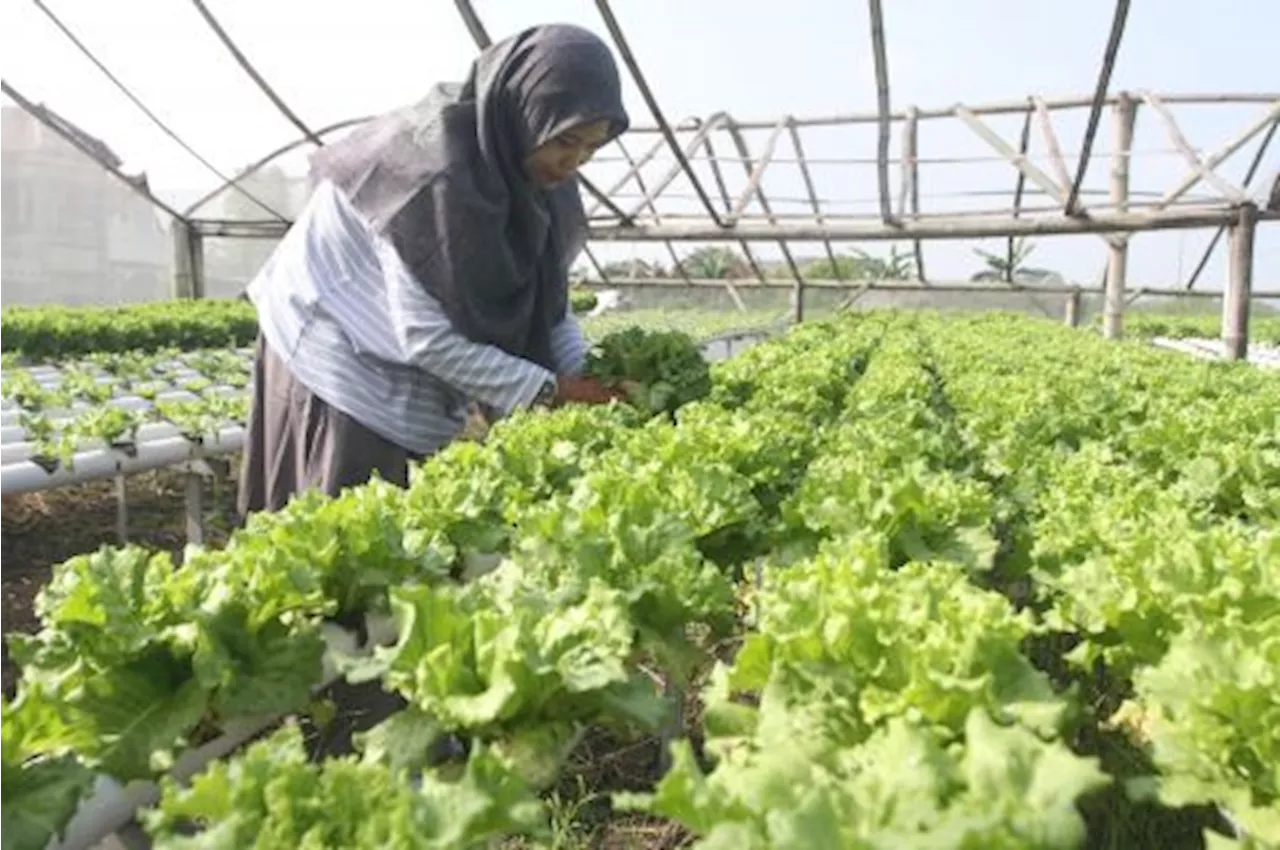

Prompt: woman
[237,23,629,518]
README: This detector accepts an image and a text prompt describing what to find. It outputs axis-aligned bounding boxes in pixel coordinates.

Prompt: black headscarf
[310,24,629,369]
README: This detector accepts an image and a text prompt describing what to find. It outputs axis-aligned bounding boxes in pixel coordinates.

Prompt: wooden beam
[866,0,896,226]
[1140,90,1249,203]
[620,114,731,221]
[954,105,1124,248]
[1223,203,1258,360]
[620,93,1280,132]
[1184,116,1278,290]
[1155,101,1280,210]
[789,121,842,278]
[1032,96,1074,197]
[1103,93,1137,340]
[726,124,809,321]
[902,106,926,281]
[1008,104,1035,282]
[727,119,789,222]
[613,137,692,284]
[197,206,1277,242]
[700,135,770,289]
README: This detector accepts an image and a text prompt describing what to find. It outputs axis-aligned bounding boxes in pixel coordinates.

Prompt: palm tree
[804,247,915,281]
[970,239,1062,285]
[682,246,749,279]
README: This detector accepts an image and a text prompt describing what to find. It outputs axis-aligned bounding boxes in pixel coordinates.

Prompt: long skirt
[236,334,414,757]
[237,335,415,515]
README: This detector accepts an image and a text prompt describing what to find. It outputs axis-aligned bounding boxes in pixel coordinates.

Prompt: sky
[3,0,1278,292]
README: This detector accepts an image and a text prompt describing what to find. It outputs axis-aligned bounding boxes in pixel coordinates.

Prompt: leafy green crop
[1,300,259,360]
[4,309,1276,850]
[584,327,712,416]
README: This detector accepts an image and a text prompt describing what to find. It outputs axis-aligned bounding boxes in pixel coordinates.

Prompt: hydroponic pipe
[0,426,245,496]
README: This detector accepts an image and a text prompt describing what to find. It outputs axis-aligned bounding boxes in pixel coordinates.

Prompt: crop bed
[3,311,1276,850]
[0,324,776,495]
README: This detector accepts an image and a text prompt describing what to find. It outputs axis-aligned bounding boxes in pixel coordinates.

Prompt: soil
[1,464,241,696]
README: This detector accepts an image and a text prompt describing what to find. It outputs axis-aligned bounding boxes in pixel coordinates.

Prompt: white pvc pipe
[1,385,246,431]
[1,423,191,465]
[1151,336,1280,368]
[1,426,245,496]
[49,614,399,850]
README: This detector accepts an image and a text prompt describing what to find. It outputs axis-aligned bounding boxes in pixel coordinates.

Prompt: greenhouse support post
[1064,290,1082,327]
[1103,92,1136,340]
[171,220,207,300]
[184,463,207,546]
[1223,202,1257,360]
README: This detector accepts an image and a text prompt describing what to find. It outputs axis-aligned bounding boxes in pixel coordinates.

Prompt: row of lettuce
[0,290,600,363]
[4,296,1277,364]
[4,311,1277,849]
[1107,311,1280,346]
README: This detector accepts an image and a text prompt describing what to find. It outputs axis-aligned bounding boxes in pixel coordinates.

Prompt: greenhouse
[1,1,1277,849]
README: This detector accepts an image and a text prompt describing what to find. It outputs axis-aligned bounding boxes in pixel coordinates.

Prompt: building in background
[2,103,171,306]
[199,165,311,299]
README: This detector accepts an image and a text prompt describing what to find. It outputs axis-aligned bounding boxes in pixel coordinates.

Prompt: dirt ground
[1,466,240,696]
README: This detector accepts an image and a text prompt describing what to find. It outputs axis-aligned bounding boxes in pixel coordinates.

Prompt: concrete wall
[2,107,170,306]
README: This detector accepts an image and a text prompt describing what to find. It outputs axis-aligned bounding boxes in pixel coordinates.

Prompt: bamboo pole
[586,134,671,218]
[197,205,1276,242]
[172,221,199,299]
[1223,203,1257,360]
[902,106,926,281]
[1008,104,1034,281]
[700,135,770,293]
[727,119,789,222]
[154,93,1280,221]
[1140,91,1249,202]
[619,92,1280,132]
[614,137,692,284]
[1154,101,1280,210]
[593,0,726,224]
[620,114,731,221]
[954,105,1123,248]
[1184,117,1278,290]
[1032,96,1074,193]
[1064,290,1082,327]
[726,125,808,321]
[1103,93,1137,340]
[867,0,895,226]
[789,121,842,278]
[572,278,1276,300]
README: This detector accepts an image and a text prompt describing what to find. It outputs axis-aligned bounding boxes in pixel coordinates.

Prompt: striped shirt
[246,180,589,455]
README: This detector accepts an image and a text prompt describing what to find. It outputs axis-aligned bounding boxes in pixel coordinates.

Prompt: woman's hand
[553,375,628,406]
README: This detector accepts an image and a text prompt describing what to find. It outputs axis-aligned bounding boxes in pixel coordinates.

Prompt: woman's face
[523,118,613,187]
